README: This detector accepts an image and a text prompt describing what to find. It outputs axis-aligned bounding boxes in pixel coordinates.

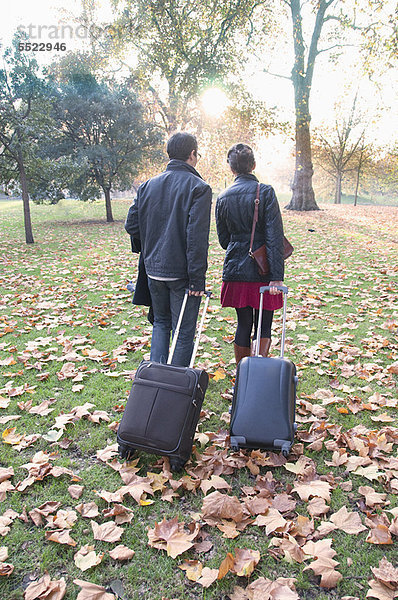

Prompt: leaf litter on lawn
[0,201,397,599]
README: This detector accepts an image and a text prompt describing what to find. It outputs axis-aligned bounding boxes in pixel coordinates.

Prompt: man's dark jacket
[125,160,212,292]
[215,173,284,282]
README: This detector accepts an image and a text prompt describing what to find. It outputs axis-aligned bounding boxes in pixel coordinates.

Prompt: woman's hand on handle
[269,281,283,295]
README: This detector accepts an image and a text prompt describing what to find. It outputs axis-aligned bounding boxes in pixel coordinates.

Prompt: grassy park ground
[0,197,397,600]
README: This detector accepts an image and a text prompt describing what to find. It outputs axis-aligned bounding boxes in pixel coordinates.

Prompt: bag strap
[249,183,260,256]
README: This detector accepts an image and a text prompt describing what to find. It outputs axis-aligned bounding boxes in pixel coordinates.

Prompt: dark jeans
[147,278,201,367]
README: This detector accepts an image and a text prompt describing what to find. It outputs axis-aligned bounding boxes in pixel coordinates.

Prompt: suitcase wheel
[118,444,136,461]
[281,443,291,458]
[231,445,240,453]
[170,458,186,473]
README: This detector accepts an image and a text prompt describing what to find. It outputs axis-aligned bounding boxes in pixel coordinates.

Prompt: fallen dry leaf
[74,545,104,571]
[371,557,398,589]
[74,579,115,600]
[329,506,367,534]
[367,580,398,600]
[366,525,394,545]
[24,572,66,599]
[45,530,77,547]
[68,484,84,499]
[108,545,135,561]
[91,521,124,543]
[147,517,199,559]
[304,556,342,588]
[230,576,299,599]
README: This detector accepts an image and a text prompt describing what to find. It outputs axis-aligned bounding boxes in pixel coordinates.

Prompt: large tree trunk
[17,151,34,244]
[104,187,114,223]
[335,172,342,204]
[287,119,319,210]
[285,0,322,211]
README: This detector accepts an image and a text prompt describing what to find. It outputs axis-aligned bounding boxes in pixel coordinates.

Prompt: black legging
[235,306,274,347]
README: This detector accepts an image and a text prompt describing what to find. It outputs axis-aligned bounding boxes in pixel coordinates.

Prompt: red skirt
[221,281,283,311]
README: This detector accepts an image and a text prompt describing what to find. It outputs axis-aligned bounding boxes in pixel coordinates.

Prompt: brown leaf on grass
[76,503,99,519]
[0,547,8,562]
[330,506,367,534]
[371,557,398,590]
[218,552,235,579]
[359,486,389,508]
[0,562,14,576]
[74,545,104,571]
[284,455,314,476]
[307,497,330,517]
[200,475,232,495]
[366,525,394,545]
[270,537,305,564]
[96,444,119,463]
[243,496,272,517]
[68,485,84,499]
[45,530,77,547]
[253,509,288,535]
[197,567,219,588]
[218,549,260,579]
[302,538,337,560]
[108,545,135,561]
[0,481,15,501]
[304,556,342,588]
[29,399,56,416]
[271,493,296,513]
[48,509,78,530]
[0,467,14,483]
[179,559,203,581]
[24,572,66,599]
[202,491,245,524]
[91,521,124,543]
[230,576,299,599]
[216,520,241,539]
[367,580,398,600]
[390,518,398,537]
[123,476,154,504]
[232,548,261,577]
[147,517,199,559]
[29,502,61,526]
[73,579,115,600]
[102,504,133,525]
[292,480,331,502]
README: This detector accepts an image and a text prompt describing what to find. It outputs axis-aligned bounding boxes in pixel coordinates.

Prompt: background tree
[103,0,271,133]
[50,65,163,222]
[0,35,51,243]
[312,95,367,204]
[259,0,396,211]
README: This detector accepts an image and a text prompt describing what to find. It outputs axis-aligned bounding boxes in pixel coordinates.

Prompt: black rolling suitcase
[117,291,211,471]
[230,285,297,457]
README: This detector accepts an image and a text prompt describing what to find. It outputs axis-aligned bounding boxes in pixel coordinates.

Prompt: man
[125,132,212,366]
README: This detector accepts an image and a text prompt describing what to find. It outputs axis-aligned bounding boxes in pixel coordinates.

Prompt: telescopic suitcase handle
[256,285,288,359]
[167,290,212,367]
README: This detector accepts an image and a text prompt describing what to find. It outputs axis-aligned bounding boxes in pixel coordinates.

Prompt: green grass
[0,198,397,600]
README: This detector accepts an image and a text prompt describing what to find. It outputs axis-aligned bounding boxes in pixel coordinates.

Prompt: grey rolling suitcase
[230,285,297,457]
[117,291,211,471]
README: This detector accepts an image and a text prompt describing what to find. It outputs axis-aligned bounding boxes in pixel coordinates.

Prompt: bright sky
[1,0,396,152]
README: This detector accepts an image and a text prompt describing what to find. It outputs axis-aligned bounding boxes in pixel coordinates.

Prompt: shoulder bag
[249,184,294,276]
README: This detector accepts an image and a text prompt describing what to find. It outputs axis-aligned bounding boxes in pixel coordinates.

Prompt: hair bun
[227,143,255,174]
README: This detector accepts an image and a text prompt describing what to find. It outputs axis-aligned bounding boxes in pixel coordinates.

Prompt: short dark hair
[227,143,255,174]
[167,132,198,161]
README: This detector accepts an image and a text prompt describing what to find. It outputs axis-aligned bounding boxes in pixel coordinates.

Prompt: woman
[215,143,285,365]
